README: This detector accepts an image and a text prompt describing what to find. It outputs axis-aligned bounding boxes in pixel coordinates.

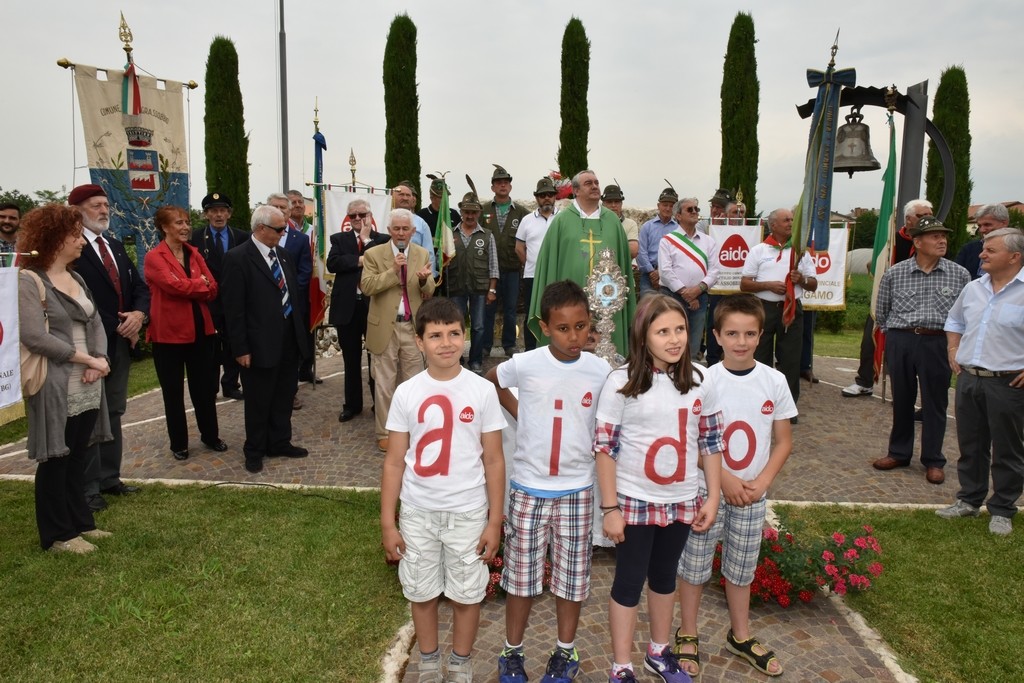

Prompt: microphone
[396,241,407,284]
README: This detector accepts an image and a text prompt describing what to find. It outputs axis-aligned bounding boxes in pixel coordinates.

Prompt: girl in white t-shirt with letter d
[594,293,724,683]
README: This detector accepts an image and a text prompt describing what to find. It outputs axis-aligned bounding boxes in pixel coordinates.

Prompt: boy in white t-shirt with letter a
[381,297,507,683]
[486,280,612,683]
[673,293,795,678]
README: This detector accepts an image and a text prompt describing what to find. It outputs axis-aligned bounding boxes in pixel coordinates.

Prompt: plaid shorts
[500,487,594,602]
[678,489,766,587]
[397,503,490,604]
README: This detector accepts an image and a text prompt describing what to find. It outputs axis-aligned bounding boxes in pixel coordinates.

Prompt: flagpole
[278,0,290,190]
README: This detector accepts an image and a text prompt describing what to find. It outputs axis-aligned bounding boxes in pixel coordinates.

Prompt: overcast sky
[4,0,1021,216]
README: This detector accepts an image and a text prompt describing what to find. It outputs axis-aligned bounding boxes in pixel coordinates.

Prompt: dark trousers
[954,373,1024,518]
[610,521,691,608]
[854,313,876,388]
[885,330,950,468]
[84,336,128,496]
[36,410,98,549]
[452,293,487,366]
[801,309,817,372]
[755,300,804,403]
[240,322,300,459]
[216,332,241,392]
[337,296,371,413]
[482,269,521,352]
[522,277,537,351]
[152,336,220,451]
[704,294,724,365]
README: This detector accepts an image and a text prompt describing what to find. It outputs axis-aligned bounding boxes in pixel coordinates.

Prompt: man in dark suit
[221,205,310,474]
[190,193,249,400]
[69,184,151,512]
[268,193,317,400]
[327,198,390,423]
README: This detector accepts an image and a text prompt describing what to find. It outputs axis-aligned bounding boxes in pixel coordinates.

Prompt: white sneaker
[990,515,1012,536]
[418,657,443,683]
[82,528,113,540]
[49,536,97,554]
[446,657,473,683]
[936,500,980,519]
[841,383,873,397]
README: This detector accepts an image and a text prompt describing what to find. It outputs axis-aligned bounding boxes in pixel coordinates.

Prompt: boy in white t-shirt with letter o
[673,293,795,678]
[381,297,507,683]
[485,280,612,683]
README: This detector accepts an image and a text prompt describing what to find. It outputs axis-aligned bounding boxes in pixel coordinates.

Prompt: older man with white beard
[69,184,150,512]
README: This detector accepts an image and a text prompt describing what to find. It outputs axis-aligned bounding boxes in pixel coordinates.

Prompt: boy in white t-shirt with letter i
[486,280,612,683]
[381,297,507,683]
[674,293,795,678]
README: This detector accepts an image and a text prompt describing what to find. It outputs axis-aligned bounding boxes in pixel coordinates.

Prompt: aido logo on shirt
[692,399,702,415]
[581,392,593,407]
[761,400,775,415]
[459,406,475,423]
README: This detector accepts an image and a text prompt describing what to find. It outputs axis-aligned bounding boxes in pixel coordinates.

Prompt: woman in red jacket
[145,206,226,460]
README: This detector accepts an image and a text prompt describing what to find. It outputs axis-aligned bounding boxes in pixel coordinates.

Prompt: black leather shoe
[800,370,820,384]
[172,449,190,461]
[86,494,108,512]
[101,483,139,495]
[338,409,360,423]
[223,387,245,401]
[203,439,229,452]
[271,444,309,459]
[244,457,264,473]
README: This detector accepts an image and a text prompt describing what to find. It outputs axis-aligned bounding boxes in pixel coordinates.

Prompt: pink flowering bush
[712,524,884,607]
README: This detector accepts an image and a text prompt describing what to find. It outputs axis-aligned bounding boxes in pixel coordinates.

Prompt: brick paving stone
[2,351,1016,681]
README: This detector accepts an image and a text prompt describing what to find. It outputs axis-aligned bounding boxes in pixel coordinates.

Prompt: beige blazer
[360,242,436,355]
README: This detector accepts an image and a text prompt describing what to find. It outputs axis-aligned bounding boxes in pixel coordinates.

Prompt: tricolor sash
[663,230,708,276]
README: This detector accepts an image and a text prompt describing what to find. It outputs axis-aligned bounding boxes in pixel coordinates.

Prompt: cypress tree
[204,36,251,230]
[719,12,760,216]
[557,17,590,179]
[383,14,421,203]
[925,65,972,255]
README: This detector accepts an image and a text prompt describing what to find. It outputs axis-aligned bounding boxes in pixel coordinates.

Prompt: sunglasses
[348,212,369,220]
[262,223,287,234]
[682,207,700,214]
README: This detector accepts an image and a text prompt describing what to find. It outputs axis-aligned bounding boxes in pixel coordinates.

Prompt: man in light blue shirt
[939,227,1024,535]
[636,186,679,294]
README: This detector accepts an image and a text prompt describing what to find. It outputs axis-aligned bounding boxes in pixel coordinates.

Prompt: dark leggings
[610,521,691,608]
[35,410,99,550]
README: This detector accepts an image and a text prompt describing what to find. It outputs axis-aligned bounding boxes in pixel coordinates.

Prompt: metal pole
[896,81,928,218]
[278,0,289,190]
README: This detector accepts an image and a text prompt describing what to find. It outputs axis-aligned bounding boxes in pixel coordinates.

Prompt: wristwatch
[698,282,708,293]
[488,288,497,294]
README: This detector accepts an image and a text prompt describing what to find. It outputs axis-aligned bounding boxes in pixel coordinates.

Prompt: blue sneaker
[499,647,528,683]
[609,668,637,683]
[643,646,693,683]
[540,647,580,683]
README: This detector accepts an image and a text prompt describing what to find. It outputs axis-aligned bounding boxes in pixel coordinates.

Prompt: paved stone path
[1,350,997,681]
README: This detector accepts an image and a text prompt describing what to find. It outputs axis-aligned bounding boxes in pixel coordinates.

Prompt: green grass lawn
[0,355,159,445]
[0,482,408,682]
[775,504,1024,683]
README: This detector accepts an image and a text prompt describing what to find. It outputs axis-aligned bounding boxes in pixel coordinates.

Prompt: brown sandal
[672,629,700,677]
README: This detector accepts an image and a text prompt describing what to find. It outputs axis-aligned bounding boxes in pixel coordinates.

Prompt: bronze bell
[834,107,881,178]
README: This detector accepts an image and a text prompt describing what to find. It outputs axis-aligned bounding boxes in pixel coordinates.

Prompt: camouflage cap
[458,192,483,211]
[534,177,557,196]
[909,215,952,236]
[658,187,679,204]
[602,184,625,202]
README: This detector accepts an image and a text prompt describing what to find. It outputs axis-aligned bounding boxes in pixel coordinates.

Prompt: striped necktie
[268,249,292,318]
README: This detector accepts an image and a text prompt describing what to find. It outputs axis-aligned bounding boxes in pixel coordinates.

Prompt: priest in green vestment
[527,170,636,356]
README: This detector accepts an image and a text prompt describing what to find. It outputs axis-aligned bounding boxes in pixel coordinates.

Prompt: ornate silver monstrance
[585,248,629,368]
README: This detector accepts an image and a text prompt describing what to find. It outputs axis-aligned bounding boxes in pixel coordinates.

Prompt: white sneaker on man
[935,500,980,519]
[841,383,873,397]
[990,515,1012,536]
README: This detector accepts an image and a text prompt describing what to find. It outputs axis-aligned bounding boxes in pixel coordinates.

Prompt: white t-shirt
[496,347,611,492]
[740,243,817,302]
[387,367,507,512]
[595,366,720,504]
[516,209,557,278]
[700,362,797,487]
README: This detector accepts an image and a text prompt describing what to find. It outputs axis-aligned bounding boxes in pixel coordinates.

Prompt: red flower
[821,550,835,562]
[832,532,846,545]
[844,548,860,561]
[777,594,791,608]
[763,528,779,542]
[862,525,873,534]
[853,536,869,549]
[798,590,815,603]
[867,562,884,577]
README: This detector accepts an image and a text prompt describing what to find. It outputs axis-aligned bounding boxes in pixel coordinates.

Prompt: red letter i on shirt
[549,399,563,476]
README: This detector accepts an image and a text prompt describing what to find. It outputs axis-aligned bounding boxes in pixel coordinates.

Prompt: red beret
[68,184,107,206]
